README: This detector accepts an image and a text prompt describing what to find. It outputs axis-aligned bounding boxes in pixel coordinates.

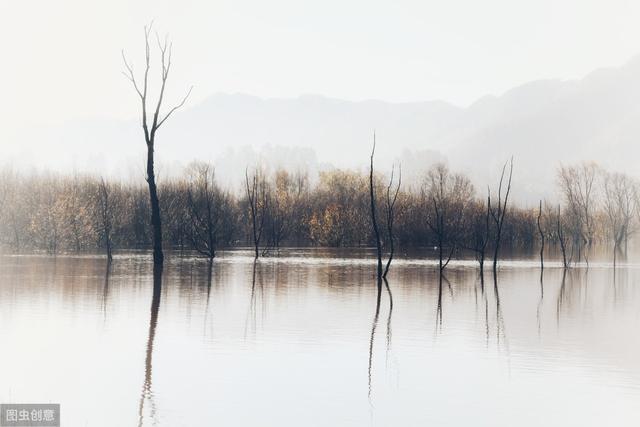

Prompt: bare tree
[185,162,223,260]
[601,171,638,263]
[489,157,513,275]
[423,163,474,273]
[557,162,599,252]
[122,23,193,266]
[556,206,569,269]
[245,167,269,258]
[383,164,401,279]
[98,177,114,262]
[471,192,491,275]
[268,170,307,248]
[369,135,383,280]
[537,200,544,271]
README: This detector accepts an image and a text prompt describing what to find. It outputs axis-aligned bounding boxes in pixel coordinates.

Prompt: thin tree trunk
[369,135,383,279]
[383,164,401,279]
[557,206,568,269]
[537,200,544,271]
[147,143,164,265]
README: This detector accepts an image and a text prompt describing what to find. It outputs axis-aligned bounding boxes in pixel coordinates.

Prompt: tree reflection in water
[138,265,163,427]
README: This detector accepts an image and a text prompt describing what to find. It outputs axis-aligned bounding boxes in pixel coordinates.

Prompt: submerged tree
[470,193,491,275]
[556,206,570,269]
[369,135,383,280]
[267,169,308,248]
[557,162,599,255]
[245,167,269,258]
[489,157,513,275]
[537,200,544,271]
[122,23,193,266]
[601,171,638,263]
[185,162,225,260]
[383,164,401,279]
[98,178,114,262]
[423,163,474,273]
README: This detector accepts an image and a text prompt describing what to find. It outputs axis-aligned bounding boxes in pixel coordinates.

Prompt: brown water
[0,249,639,426]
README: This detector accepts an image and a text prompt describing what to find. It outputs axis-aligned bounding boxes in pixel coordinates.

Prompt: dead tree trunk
[245,168,267,258]
[147,146,163,265]
[478,192,491,276]
[537,200,544,271]
[557,206,569,269]
[490,157,513,275]
[98,177,113,263]
[383,164,401,279]
[369,135,383,280]
[122,23,193,266]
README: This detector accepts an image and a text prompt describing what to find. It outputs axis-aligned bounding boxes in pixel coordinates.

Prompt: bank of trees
[0,161,637,264]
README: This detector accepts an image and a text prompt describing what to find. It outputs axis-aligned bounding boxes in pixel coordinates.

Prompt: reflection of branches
[101,261,112,322]
[556,269,568,327]
[612,264,618,302]
[243,260,260,339]
[443,274,453,298]
[435,274,443,332]
[474,273,490,347]
[138,265,162,427]
[556,269,595,326]
[383,278,393,364]
[368,280,383,402]
[493,273,508,353]
[434,272,454,335]
[203,261,214,334]
[537,271,544,337]
[204,260,214,304]
[484,290,489,348]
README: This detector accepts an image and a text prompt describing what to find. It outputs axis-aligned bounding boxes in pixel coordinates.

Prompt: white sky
[1,0,640,133]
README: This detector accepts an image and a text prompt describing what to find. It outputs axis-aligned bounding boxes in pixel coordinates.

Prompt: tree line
[0,161,636,265]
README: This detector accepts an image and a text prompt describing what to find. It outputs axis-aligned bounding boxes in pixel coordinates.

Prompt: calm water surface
[0,249,639,426]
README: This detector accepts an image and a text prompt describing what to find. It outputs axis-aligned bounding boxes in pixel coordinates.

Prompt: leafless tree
[185,162,224,260]
[601,171,638,263]
[268,170,308,248]
[423,163,474,273]
[556,206,569,269]
[557,162,599,253]
[489,157,513,275]
[383,163,401,279]
[369,135,383,280]
[537,200,544,271]
[471,192,491,275]
[122,23,193,266]
[245,167,269,258]
[98,177,114,262]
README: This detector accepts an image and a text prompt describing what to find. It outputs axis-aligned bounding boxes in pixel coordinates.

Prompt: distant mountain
[6,55,640,202]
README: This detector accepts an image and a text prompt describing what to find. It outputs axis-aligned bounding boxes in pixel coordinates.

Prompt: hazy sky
[2,0,640,133]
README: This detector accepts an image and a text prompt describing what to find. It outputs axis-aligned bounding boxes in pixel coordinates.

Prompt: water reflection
[101,261,111,320]
[537,271,544,336]
[367,279,381,400]
[384,278,393,361]
[1,251,640,426]
[138,265,162,427]
[368,277,394,403]
[493,273,507,350]
[244,259,261,339]
[556,269,568,327]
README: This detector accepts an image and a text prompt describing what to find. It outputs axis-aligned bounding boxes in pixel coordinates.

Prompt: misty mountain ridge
[5,54,640,203]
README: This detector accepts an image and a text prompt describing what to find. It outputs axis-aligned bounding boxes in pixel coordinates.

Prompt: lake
[0,249,639,426]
